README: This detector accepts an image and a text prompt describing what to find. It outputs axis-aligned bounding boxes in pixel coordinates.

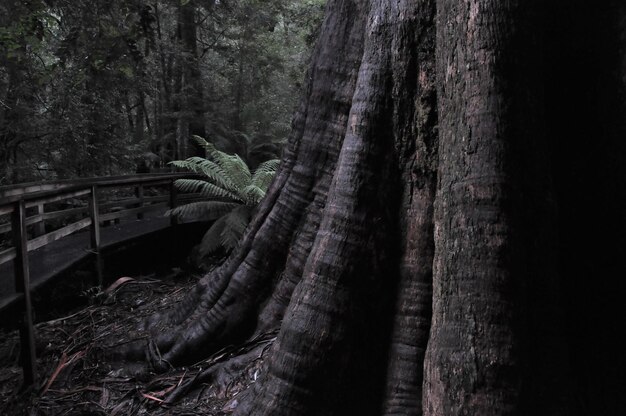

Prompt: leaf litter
[0,270,273,415]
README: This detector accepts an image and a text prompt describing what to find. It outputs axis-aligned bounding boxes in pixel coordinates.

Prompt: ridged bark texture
[424,0,565,414]
[234,0,438,413]
[381,0,437,414]
[126,0,626,414]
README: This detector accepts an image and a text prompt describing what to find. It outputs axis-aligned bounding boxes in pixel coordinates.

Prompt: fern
[254,159,281,173]
[242,185,266,205]
[220,206,251,250]
[198,132,283,170]
[167,201,240,221]
[171,135,280,259]
[192,135,252,192]
[251,159,280,192]
[171,157,237,192]
[173,179,242,202]
[198,216,228,256]
[220,153,252,191]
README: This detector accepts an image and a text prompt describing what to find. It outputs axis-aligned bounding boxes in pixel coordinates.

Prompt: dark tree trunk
[118,0,625,414]
[423,1,567,414]
[134,90,145,144]
[232,54,244,131]
[175,0,206,158]
[0,64,20,183]
[153,2,174,163]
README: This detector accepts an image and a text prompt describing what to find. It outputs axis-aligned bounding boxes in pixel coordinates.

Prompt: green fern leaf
[251,159,280,191]
[220,206,251,250]
[242,185,266,206]
[174,179,243,202]
[198,216,228,256]
[167,201,241,221]
[171,157,237,192]
[192,135,223,161]
[193,136,252,192]
[171,178,205,193]
[219,153,252,192]
[254,159,280,174]
[170,136,281,258]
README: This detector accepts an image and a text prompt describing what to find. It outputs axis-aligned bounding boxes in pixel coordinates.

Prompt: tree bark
[117,0,625,414]
[423,1,567,414]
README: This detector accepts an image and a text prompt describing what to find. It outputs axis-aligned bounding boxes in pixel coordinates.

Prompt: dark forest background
[0,0,325,184]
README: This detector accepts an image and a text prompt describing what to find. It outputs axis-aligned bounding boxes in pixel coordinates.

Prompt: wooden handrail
[0,173,198,207]
[0,173,202,387]
[0,194,202,235]
[0,172,181,199]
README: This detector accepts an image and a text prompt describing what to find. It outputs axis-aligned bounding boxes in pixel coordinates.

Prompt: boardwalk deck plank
[0,212,172,311]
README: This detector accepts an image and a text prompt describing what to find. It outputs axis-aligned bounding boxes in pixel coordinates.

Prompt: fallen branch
[41,351,86,395]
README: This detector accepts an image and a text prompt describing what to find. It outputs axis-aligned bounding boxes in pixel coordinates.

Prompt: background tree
[0,0,51,183]
[0,0,324,183]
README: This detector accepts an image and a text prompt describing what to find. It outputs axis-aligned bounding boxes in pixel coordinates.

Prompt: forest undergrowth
[0,267,270,415]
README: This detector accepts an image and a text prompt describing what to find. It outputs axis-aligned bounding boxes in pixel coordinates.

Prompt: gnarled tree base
[112,0,626,415]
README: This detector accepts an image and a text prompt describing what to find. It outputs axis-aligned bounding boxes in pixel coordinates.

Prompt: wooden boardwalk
[0,212,170,311]
[0,173,201,385]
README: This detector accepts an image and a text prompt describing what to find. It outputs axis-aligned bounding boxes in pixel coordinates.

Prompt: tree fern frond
[172,178,204,193]
[251,159,280,191]
[219,153,252,192]
[167,201,241,221]
[242,185,266,206]
[167,201,208,220]
[198,216,228,257]
[220,206,251,250]
[197,181,243,202]
[170,136,281,260]
[250,171,275,193]
[171,157,237,192]
[192,135,223,160]
[170,159,198,172]
[174,179,242,202]
[191,135,214,153]
[254,159,280,173]
[192,136,252,192]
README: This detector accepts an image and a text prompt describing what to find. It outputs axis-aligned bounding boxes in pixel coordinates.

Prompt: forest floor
[0,269,271,415]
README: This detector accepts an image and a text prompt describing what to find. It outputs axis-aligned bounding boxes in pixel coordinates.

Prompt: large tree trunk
[423,1,567,414]
[118,0,625,414]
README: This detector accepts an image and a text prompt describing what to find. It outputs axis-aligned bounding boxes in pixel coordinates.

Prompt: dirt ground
[0,270,271,415]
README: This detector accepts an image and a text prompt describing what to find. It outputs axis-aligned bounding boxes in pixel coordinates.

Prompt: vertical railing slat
[169,179,178,226]
[12,200,37,386]
[88,186,103,287]
[136,185,144,220]
[34,204,45,236]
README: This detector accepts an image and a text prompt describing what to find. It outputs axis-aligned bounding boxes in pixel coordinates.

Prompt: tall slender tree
[118,0,626,414]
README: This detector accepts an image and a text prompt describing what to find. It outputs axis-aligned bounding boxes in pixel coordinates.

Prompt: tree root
[163,329,277,405]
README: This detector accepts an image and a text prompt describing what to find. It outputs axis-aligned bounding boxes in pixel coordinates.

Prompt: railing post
[34,204,45,237]
[135,185,144,220]
[12,200,37,386]
[88,186,103,287]
[169,179,178,226]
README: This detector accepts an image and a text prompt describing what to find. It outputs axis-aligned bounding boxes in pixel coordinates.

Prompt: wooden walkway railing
[0,173,199,386]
